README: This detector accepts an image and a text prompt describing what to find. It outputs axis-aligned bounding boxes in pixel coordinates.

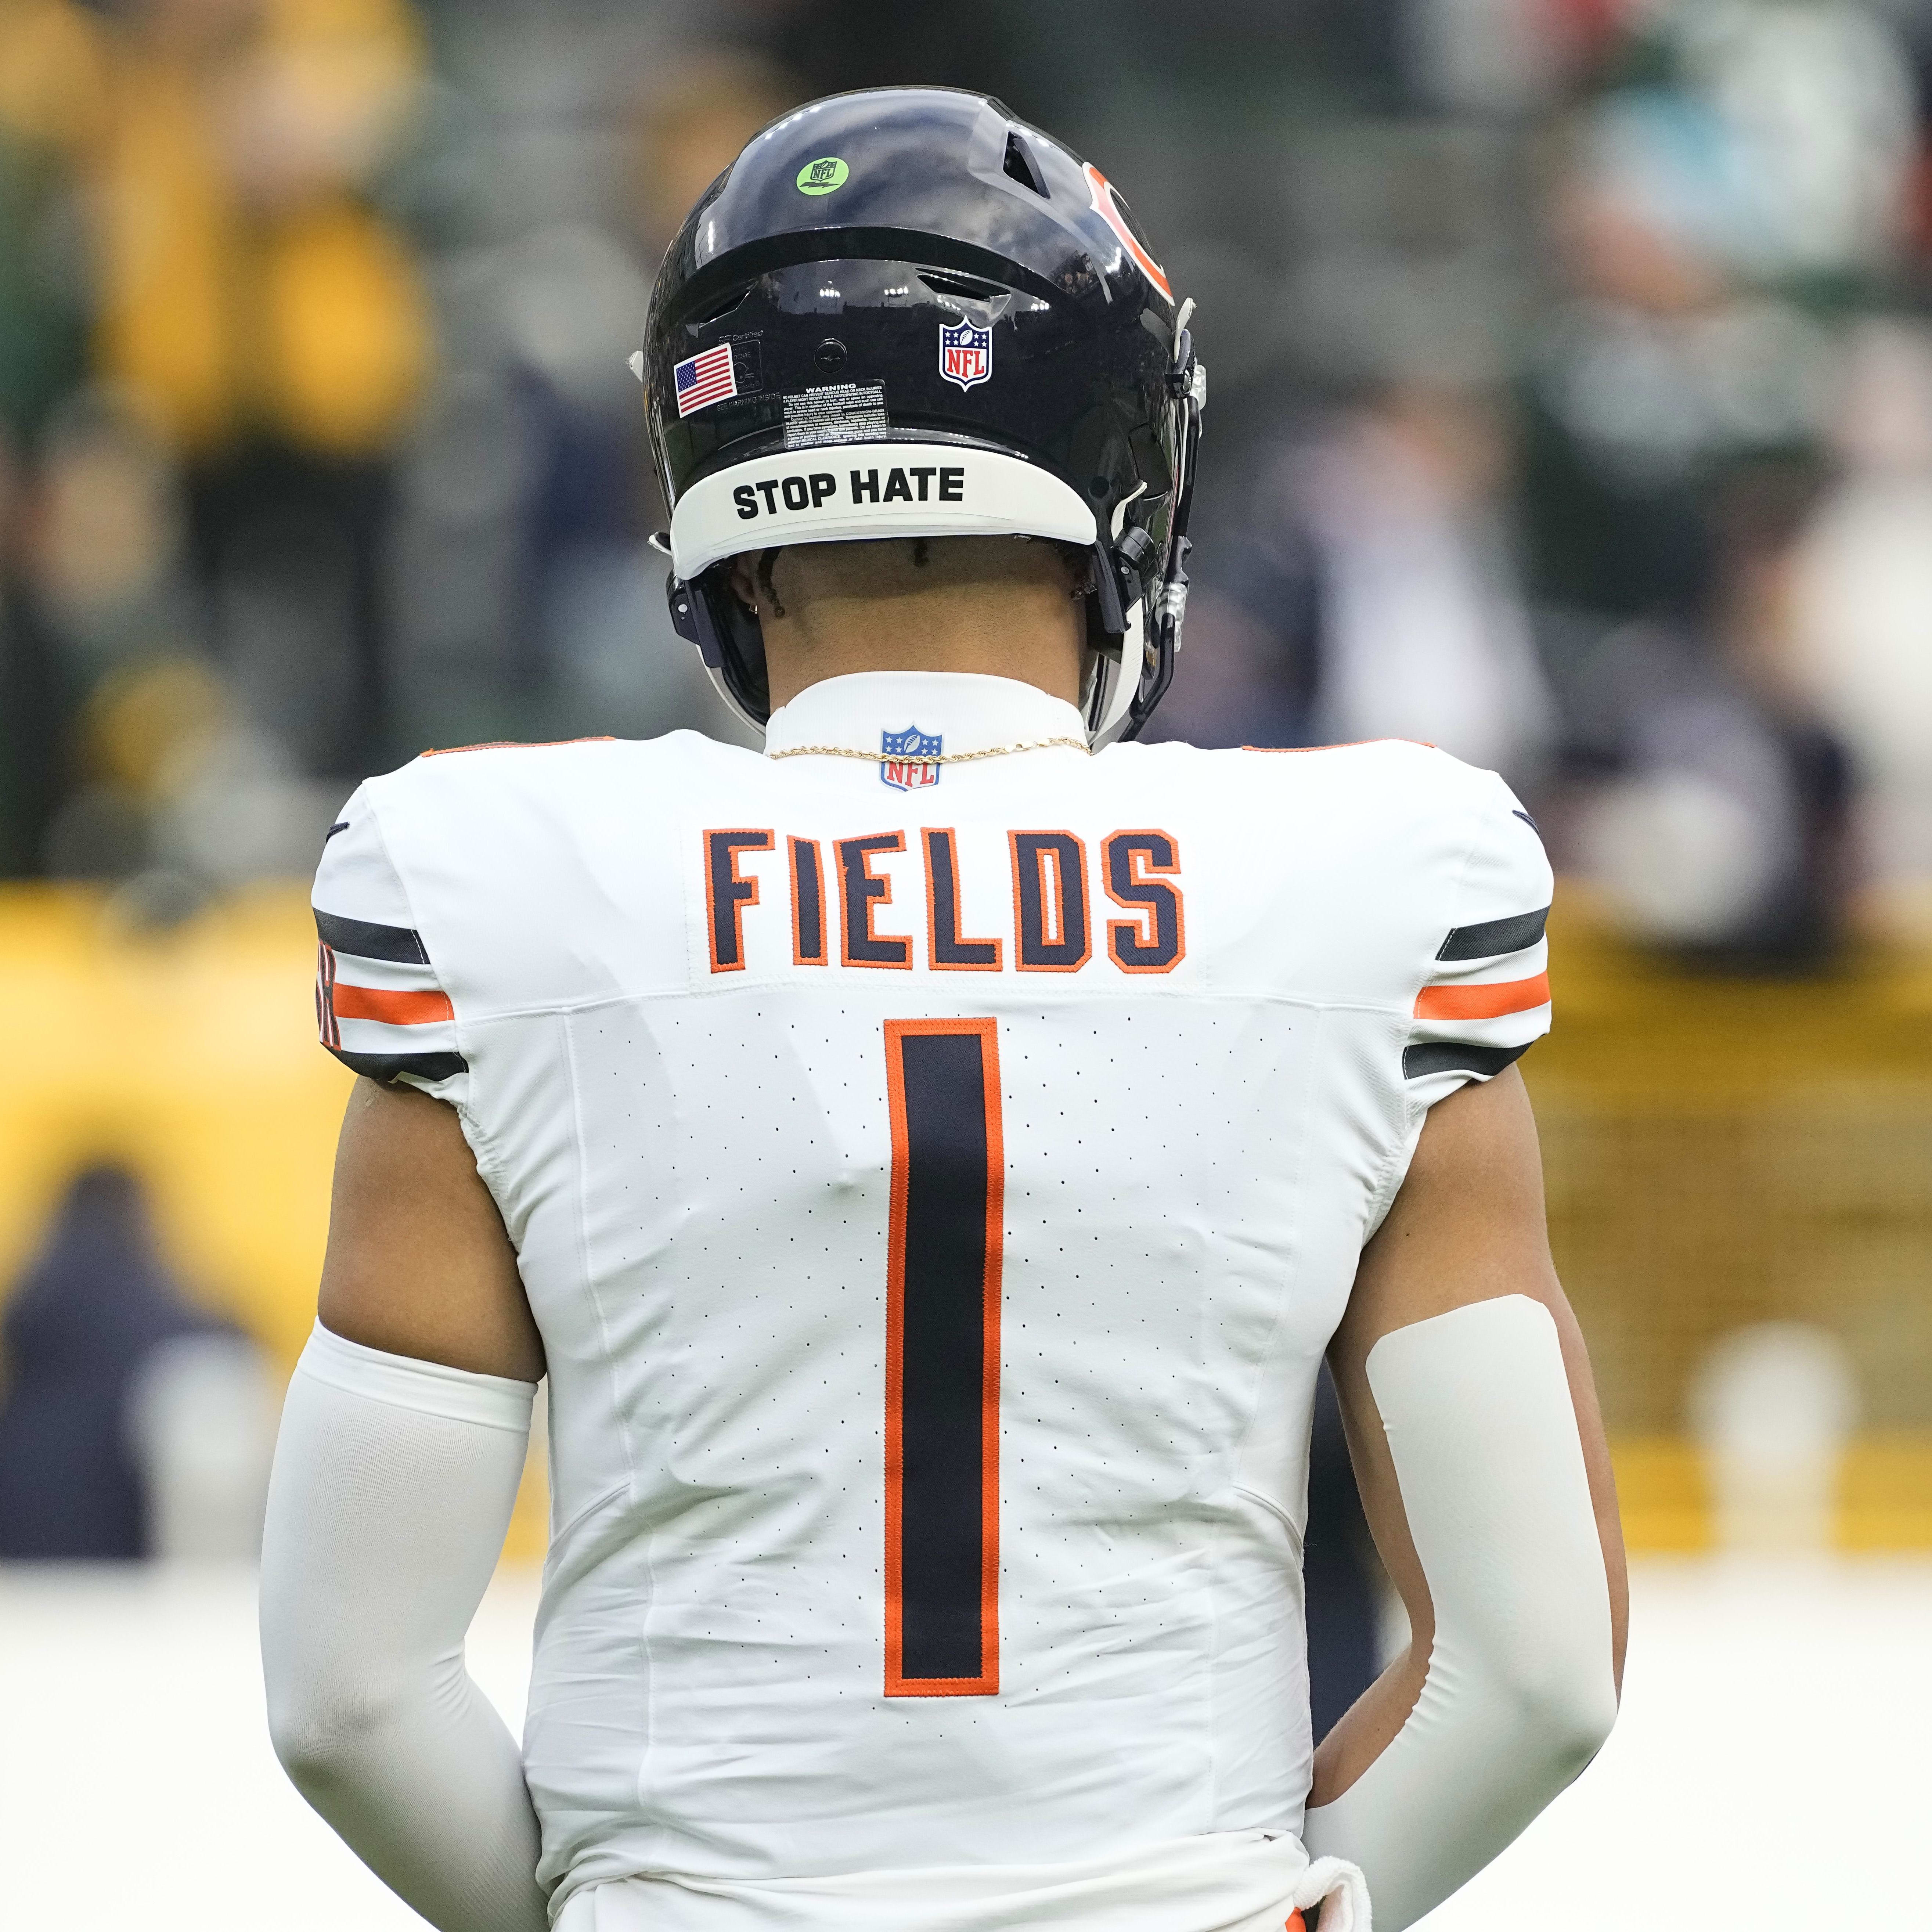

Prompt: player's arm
[1303,1065,1627,1931]
[260,1077,549,1932]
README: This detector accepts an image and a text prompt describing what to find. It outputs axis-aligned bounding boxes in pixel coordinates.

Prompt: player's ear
[726,553,760,611]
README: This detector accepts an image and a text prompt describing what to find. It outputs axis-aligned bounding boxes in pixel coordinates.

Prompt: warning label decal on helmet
[1082,164,1171,303]
[782,383,889,449]
[939,320,992,392]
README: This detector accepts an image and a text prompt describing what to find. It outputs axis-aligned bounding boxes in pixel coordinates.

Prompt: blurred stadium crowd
[3,0,1932,1570]
[3,0,1932,952]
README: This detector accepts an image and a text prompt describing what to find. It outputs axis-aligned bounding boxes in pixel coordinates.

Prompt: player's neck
[758,582,1085,711]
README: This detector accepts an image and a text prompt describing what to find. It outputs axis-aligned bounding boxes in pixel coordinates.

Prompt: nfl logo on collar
[881,727,942,790]
[939,320,991,392]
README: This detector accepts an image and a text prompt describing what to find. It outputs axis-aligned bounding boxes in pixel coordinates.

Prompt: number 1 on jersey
[883,1017,1003,1697]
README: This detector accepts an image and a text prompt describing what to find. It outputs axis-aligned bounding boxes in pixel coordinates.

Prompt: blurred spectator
[0,0,1924,962]
[1156,383,1554,790]
[44,649,338,895]
[0,0,103,441]
[87,0,433,778]
[2,388,201,876]
[1691,1322,1858,1556]
[1,382,336,894]
[628,48,797,260]
[380,38,791,756]
[1521,86,1838,628]
[0,1163,263,1560]
[127,1327,280,1561]
[1521,2,1916,633]
[1787,318,1932,933]
[1669,0,1916,284]
[1564,456,1851,971]
[21,389,200,679]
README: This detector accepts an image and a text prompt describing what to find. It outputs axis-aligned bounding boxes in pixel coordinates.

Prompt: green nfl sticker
[796,156,849,195]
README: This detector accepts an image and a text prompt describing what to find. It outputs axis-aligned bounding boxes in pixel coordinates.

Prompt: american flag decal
[674,343,738,418]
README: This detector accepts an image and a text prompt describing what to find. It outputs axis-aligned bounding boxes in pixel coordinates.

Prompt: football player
[261,88,1625,1932]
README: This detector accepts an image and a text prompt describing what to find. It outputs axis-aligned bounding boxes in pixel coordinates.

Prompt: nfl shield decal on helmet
[880,727,942,790]
[939,321,992,392]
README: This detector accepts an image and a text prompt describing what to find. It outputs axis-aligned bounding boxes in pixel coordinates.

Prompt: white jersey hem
[552,1832,1368,1932]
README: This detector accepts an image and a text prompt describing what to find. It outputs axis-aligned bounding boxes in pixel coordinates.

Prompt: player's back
[312,671,1551,1928]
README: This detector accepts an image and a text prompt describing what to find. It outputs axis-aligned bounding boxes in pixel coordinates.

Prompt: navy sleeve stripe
[1436,904,1549,962]
[327,1046,468,1085]
[314,908,430,964]
[1403,1040,1530,1081]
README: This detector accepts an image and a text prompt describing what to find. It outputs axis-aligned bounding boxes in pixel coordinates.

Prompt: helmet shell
[642,86,1196,738]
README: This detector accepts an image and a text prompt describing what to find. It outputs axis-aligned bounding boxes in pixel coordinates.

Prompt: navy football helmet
[641,85,1203,743]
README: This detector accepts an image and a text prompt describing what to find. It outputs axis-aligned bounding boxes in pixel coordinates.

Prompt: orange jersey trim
[1414,970,1550,1021]
[329,983,455,1026]
[882,1016,1003,1698]
[1241,738,1436,753]
[421,736,616,757]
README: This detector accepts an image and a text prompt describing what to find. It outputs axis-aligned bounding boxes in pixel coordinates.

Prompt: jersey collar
[763,672,1089,760]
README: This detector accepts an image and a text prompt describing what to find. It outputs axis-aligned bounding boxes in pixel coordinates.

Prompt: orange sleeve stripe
[331,983,455,1026]
[1414,971,1549,1021]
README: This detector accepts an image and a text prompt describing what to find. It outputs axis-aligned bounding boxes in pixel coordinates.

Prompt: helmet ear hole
[1002,131,1049,197]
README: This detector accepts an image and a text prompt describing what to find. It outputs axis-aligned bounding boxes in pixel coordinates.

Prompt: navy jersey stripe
[327,1045,468,1085]
[888,1024,999,1691]
[1403,1040,1530,1081]
[1436,904,1549,962]
[314,908,431,964]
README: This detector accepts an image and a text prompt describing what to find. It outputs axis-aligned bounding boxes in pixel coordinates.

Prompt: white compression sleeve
[260,1323,548,1932]
[1304,1296,1618,1931]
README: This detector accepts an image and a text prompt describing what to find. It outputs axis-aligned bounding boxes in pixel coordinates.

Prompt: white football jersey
[311,670,1552,1931]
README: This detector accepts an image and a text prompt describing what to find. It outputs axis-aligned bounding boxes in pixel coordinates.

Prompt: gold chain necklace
[767,737,1088,764]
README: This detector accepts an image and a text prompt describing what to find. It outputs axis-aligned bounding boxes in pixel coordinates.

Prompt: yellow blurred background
[0,879,563,1554]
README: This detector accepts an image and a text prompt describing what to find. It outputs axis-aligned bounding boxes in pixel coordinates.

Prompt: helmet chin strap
[1086,482,1149,746]
[1088,599,1145,745]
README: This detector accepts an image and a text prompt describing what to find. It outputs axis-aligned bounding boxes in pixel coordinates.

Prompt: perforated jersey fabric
[310,669,1550,1929]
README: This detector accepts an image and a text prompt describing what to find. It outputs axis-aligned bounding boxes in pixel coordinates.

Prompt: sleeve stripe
[330,983,456,1026]
[314,908,430,964]
[1404,1041,1530,1081]
[330,1048,469,1084]
[1414,971,1549,1021]
[1437,904,1549,961]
